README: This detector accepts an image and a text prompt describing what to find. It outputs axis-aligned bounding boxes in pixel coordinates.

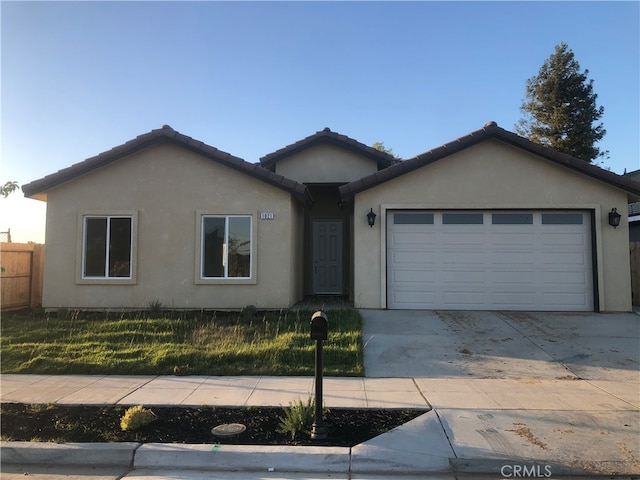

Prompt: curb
[3,442,638,476]
[0,441,140,468]
[1,442,351,474]
[134,443,350,472]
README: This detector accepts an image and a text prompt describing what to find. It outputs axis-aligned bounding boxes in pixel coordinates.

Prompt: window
[541,213,583,225]
[492,213,533,225]
[201,216,252,278]
[83,216,132,278]
[442,213,484,224]
[394,213,434,224]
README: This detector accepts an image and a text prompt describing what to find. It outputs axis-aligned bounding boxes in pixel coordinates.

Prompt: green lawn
[0,308,363,376]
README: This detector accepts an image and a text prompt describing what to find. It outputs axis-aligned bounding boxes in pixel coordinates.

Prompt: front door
[312,219,343,294]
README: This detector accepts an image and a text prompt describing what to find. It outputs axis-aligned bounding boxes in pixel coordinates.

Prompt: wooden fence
[1,243,45,310]
[631,242,640,307]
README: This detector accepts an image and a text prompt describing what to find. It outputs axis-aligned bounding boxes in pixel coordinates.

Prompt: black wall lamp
[608,208,621,228]
[367,208,377,228]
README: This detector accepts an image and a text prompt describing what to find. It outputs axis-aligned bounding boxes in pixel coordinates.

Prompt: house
[23,122,640,312]
[624,169,640,242]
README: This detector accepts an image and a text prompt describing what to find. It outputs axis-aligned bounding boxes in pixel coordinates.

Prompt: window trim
[195,211,257,285]
[76,211,138,285]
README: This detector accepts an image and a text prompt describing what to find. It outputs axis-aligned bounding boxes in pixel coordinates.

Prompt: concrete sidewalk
[1,373,639,477]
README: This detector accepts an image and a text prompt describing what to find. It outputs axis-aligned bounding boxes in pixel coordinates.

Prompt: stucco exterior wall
[352,139,632,311]
[42,143,302,310]
[275,144,379,183]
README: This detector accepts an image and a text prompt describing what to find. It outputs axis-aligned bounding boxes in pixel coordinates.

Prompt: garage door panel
[387,210,593,311]
[541,252,589,266]
[543,271,590,284]
[391,251,436,264]
[491,234,537,246]
[542,292,590,309]
[490,251,536,264]
[440,235,486,246]
[390,232,435,246]
[540,232,587,245]
[441,292,486,306]
[442,270,485,283]
[392,291,438,307]
[441,251,485,264]
[492,293,537,307]
[391,270,436,283]
[491,271,536,284]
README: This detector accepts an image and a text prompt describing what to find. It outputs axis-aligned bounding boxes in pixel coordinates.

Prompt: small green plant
[277,396,316,440]
[241,305,257,318]
[172,364,190,375]
[148,300,164,317]
[120,405,156,431]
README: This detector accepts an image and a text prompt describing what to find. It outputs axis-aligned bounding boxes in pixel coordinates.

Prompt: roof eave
[22,126,314,206]
[260,128,398,169]
[340,122,640,201]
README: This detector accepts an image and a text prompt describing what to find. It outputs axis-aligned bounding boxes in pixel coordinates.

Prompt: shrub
[172,364,190,375]
[277,396,316,440]
[147,300,164,318]
[241,305,257,318]
[120,405,156,431]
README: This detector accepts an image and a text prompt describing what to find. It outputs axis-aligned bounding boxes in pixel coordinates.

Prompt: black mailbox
[310,311,328,341]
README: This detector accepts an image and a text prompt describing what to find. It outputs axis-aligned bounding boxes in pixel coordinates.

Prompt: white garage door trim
[386,210,594,311]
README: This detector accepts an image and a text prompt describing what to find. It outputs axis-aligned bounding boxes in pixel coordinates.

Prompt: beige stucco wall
[352,139,632,311]
[42,143,303,310]
[275,144,379,183]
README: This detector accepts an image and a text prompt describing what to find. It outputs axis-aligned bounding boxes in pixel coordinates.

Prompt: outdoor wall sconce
[367,208,377,228]
[608,208,621,228]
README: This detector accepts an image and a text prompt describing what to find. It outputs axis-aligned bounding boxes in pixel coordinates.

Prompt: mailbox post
[310,310,328,441]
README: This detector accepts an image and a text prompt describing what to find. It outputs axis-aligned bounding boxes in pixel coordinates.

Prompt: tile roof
[22,125,313,206]
[259,127,399,170]
[339,121,640,201]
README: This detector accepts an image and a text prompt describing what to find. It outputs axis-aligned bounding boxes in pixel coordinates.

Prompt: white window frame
[76,211,138,285]
[195,211,256,285]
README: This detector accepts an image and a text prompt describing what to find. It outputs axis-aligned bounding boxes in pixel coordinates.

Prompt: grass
[0,308,363,376]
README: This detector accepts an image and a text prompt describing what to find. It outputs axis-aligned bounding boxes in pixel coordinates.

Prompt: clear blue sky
[2,1,638,243]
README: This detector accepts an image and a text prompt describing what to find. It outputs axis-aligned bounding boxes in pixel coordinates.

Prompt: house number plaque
[260,212,274,220]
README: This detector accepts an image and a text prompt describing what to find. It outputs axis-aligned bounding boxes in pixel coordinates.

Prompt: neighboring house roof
[339,121,640,201]
[624,170,640,219]
[22,125,313,206]
[259,127,399,171]
[625,169,640,182]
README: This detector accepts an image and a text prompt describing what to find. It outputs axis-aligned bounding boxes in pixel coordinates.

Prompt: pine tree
[515,43,607,163]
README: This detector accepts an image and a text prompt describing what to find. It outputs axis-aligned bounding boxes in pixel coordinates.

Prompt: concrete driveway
[361,310,640,381]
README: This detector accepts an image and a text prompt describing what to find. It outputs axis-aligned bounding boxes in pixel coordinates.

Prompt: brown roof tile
[22,125,313,206]
[259,127,399,170]
[339,122,640,201]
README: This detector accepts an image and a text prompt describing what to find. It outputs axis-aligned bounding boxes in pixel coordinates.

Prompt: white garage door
[386,210,593,311]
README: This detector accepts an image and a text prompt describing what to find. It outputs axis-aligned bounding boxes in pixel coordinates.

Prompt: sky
[1,1,639,244]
